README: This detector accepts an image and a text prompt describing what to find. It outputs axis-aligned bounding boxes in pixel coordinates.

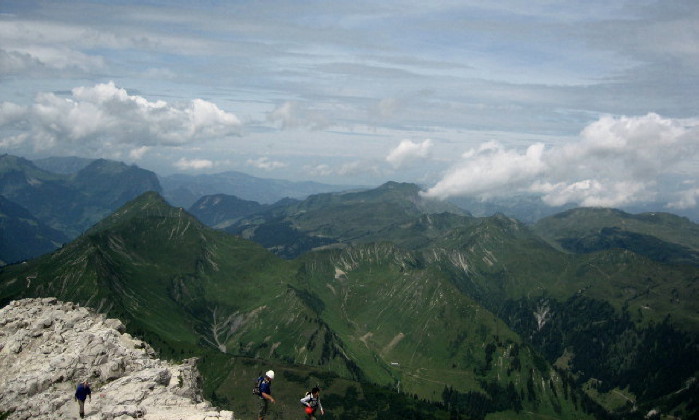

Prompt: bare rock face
[0,297,235,420]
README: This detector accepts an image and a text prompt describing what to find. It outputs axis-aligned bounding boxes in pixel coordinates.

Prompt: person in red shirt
[300,387,325,419]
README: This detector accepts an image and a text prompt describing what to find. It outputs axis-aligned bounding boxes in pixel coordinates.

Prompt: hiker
[300,387,325,419]
[257,370,275,420]
[74,379,92,418]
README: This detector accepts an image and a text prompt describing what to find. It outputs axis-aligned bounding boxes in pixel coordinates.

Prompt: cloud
[0,46,105,76]
[423,141,546,199]
[129,146,150,160]
[0,49,44,75]
[554,113,695,180]
[386,139,433,169]
[0,18,107,76]
[305,163,334,177]
[423,113,699,208]
[267,101,330,130]
[336,160,381,177]
[247,157,287,170]
[173,157,214,170]
[304,160,380,178]
[0,81,241,154]
[377,98,401,119]
[0,101,27,125]
[531,179,650,208]
[668,187,699,210]
[0,133,28,148]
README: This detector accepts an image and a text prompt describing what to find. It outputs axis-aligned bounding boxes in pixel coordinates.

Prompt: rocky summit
[0,298,235,420]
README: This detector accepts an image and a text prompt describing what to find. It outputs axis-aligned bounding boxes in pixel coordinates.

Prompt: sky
[1,0,699,211]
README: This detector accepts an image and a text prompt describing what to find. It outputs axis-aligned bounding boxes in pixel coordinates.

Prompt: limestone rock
[0,298,235,420]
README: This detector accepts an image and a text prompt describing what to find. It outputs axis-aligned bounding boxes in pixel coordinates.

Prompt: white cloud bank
[386,139,433,169]
[247,157,287,170]
[0,81,241,155]
[423,113,699,208]
[173,157,214,170]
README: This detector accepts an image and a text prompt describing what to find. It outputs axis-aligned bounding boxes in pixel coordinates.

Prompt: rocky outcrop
[0,297,235,420]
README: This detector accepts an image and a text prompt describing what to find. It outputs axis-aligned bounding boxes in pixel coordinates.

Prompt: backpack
[252,376,264,396]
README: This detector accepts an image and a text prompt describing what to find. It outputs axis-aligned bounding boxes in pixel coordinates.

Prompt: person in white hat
[258,370,275,420]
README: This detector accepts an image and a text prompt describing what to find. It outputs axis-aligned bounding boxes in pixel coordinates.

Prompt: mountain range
[5,154,699,265]
[0,154,360,264]
[0,154,161,244]
[159,170,365,209]
[1,177,697,418]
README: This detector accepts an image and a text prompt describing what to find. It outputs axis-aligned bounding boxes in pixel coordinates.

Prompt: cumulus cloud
[173,157,214,170]
[423,141,546,199]
[0,81,241,155]
[423,113,699,208]
[531,179,651,208]
[386,139,433,169]
[247,157,287,170]
[0,101,27,125]
[667,186,699,210]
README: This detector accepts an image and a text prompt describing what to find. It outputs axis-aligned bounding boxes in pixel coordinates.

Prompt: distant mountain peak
[377,181,421,192]
[0,153,34,167]
[75,158,142,177]
[554,207,627,219]
[0,154,58,179]
[33,156,96,174]
[86,191,194,235]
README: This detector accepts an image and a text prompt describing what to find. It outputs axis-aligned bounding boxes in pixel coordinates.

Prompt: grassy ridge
[533,207,699,255]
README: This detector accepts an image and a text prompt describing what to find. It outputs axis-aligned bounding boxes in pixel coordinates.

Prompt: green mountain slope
[424,213,699,417]
[2,190,698,418]
[0,195,68,265]
[533,207,699,264]
[0,192,295,351]
[283,182,467,235]
[187,193,269,227]
[226,181,469,258]
[0,193,386,373]
[196,182,699,417]
[431,214,699,325]
[0,192,594,419]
